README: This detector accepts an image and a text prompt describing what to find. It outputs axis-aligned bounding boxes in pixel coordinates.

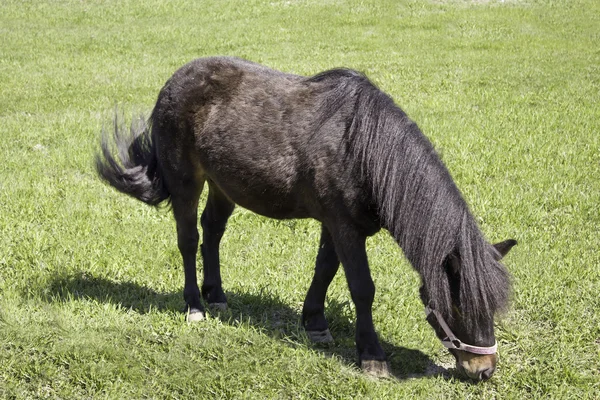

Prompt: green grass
[1,0,599,398]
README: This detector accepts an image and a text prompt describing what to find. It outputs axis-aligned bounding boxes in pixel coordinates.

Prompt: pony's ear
[492,239,517,260]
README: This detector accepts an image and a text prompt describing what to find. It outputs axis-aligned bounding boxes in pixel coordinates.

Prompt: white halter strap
[425,306,498,355]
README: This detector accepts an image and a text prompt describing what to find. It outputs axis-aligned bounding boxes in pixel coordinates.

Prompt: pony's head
[420,239,516,381]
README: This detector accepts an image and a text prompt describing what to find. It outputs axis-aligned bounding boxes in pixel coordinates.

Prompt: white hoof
[306,329,334,343]
[361,360,392,378]
[187,310,205,322]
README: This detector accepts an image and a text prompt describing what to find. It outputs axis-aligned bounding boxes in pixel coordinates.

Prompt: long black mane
[307,69,511,330]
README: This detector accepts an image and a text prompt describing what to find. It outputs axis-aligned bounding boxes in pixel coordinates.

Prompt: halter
[425,306,498,355]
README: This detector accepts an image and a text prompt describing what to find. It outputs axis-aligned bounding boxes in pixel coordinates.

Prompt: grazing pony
[96,57,516,380]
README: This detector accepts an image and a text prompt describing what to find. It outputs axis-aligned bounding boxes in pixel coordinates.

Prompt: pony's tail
[95,113,170,206]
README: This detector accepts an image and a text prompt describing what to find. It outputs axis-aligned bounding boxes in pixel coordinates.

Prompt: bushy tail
[95,113,170,206]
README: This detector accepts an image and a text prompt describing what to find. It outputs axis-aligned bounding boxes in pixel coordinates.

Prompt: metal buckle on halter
[424,306,497,355]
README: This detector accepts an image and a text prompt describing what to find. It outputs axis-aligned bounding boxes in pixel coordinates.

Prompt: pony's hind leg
[171,183,205,322]
[302,225,339,343]
[200,182,234,310]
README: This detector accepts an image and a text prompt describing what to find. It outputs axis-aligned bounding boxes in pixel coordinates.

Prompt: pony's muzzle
[456,352,497,381]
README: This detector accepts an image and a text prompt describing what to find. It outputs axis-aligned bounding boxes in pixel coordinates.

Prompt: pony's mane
[306,69,510,331]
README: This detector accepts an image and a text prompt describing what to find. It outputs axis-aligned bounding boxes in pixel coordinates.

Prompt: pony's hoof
[209,302,228,312]
[361,360,391,378]
[187,308,205,322]
[306,329,334,344]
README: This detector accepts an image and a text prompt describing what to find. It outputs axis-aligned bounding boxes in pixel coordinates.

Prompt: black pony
[96,57,516,380]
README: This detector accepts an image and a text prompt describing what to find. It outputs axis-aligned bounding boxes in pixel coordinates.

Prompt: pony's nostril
[480,367,495,380]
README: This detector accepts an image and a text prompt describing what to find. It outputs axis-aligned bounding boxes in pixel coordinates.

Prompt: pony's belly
[208,175,315,220]
[197,136,317,219]
[237,200,312,220]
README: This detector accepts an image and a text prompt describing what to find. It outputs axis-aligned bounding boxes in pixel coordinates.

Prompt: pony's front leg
[302,225,339,343]
[200,183,234,310]
[329,224,390,378]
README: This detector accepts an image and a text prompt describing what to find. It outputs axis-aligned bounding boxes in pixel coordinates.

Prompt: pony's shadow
[45,272,452,381]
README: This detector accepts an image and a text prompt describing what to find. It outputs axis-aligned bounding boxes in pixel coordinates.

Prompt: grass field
[1,0,599,398]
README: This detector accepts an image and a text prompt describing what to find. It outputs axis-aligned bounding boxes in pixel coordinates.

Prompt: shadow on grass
[44,272,183,315]
[44,272,451,381]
